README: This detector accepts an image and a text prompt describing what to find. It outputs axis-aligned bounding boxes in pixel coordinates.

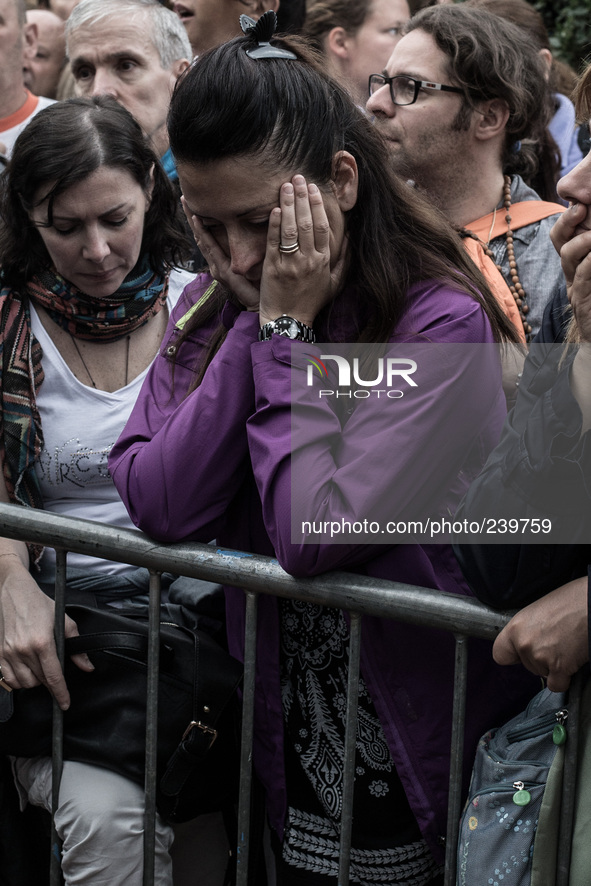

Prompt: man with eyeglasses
[367,4,565,341]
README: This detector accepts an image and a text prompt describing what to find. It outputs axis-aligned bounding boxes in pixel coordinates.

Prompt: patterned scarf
[26,257,168,341]
[0,260,169,558]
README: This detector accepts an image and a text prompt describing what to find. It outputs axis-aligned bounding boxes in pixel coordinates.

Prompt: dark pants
[0,756,51,886]
[275,860,444,886]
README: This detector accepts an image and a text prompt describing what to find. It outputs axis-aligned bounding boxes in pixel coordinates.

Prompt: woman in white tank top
[0,96,201,884]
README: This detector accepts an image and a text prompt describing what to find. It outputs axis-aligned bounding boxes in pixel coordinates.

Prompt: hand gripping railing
[0,503,525,886]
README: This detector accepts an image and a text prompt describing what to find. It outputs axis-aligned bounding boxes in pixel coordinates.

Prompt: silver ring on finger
[0,663,12,693]
[279,240,300,254]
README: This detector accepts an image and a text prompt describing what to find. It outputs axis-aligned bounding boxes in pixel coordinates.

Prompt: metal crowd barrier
[0,502,540,886]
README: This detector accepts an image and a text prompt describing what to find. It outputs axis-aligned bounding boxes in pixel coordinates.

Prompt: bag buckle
[182,720,218,749]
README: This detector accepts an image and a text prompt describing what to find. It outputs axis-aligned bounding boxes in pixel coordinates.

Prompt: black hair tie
[240,10,297,60]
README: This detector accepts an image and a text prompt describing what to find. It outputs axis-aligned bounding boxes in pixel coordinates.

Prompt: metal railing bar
[338,613,362,886]
[0,505,511,640]
[50,547,67,886]
[0,504,522,886]
[143,570,162,886]
[236,591,258,886]
[443,634,468,886]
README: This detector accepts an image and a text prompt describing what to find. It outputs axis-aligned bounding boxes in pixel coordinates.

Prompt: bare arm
[0,482,93,710]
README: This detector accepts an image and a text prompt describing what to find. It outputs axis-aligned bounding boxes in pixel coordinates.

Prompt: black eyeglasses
[368,73,464,106]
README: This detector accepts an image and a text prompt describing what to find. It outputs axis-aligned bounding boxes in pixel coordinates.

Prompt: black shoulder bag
[0,603,243,823]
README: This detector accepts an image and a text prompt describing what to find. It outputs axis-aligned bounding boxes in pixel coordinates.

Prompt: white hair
[66,0,193,68]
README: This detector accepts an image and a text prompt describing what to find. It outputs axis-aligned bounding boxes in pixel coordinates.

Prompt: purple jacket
[110,274,538,861]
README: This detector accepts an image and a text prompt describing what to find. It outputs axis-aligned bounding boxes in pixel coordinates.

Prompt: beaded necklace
[458,175,532,342]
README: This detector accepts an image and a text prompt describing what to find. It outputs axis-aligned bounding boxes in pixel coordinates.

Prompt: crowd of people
[0,0,589,884]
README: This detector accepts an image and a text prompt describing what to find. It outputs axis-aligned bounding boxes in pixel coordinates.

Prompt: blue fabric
[160,148,178,182]
[458,688,566,886]
[549,92,583,180]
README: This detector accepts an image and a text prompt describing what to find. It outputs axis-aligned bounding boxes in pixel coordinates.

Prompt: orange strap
[461,200,565,343]
[468,200,565,242]
[462,237,526,343]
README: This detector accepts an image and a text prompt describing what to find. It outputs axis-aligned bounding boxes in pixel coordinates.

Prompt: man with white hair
[0,0,54,160]
[66,0,192,180]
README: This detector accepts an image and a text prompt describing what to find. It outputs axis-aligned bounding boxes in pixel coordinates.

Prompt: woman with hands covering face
[181,159,353,322]
[110,13,539,885]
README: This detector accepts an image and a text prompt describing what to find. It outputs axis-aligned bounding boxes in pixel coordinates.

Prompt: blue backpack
[457,687,568,886]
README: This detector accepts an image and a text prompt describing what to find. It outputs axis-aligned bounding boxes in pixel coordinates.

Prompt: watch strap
[258,314,316,343]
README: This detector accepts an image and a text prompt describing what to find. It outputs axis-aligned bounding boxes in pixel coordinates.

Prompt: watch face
[274,316,299,339]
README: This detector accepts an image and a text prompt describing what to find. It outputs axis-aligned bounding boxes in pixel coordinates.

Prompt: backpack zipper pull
[512,781,532,806]
[553,709,568,746]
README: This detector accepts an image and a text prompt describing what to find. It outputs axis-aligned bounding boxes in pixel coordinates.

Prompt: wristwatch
[258,314,316,343]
